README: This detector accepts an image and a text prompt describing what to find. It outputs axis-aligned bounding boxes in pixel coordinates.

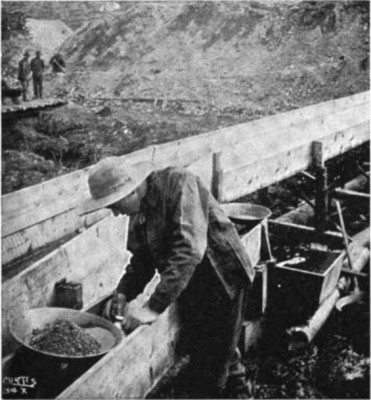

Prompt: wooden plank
[1,168,90,237]
[120,146,154,165]
[220,120,370,202]
[220,102,368,171]
[2,215,130,356]
[151,136,213,169]
[206,93,369,157]
[187,91,368,156]
[2,208,109,267]
[57,305,180,399]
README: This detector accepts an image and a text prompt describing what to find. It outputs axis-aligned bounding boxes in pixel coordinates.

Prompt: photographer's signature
[3,376,37,396]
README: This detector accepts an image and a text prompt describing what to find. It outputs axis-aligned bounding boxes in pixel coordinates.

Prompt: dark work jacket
[30,57,45,78]
[18,59,31,81]
[117,167,255,314]
[50,54,65,73]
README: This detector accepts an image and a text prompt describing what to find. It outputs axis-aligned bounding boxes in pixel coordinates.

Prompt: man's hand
[121,303,159,333]
[102,293,127,322]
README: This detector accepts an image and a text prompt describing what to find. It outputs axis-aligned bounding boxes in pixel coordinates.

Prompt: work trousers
[33,76,43,99]
[177,260,247,396]
[19,79,29,101]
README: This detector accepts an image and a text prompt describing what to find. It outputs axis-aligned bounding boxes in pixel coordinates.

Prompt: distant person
[49,52,66,74]
[18,51,31,101]
[30,51,45,99]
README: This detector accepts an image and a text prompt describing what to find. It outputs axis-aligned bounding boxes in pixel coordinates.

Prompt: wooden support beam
[341,268,368,278]
[343,174,369,192]
[334,188,370,202]
[212,152,223,201]
[269,220,344,248]
[312,141,324,168]
[312,141,329,233]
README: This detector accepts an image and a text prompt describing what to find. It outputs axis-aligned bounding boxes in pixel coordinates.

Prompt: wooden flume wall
[2,91,369,264]
[1,91,370,398]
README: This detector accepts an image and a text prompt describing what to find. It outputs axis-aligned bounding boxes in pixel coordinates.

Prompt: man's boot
[225,374,255,399]
[225,348,255,399]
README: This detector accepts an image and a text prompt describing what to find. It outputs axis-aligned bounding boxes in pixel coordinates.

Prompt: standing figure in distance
[30,51,45,99]
[18,51,31,101]
[49,52,66,74]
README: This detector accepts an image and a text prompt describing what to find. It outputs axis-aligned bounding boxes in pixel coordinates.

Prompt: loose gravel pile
[30,319,101,356]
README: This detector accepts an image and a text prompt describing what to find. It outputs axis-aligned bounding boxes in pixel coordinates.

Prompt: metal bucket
[9,308,123,360]
[221,202,271,229]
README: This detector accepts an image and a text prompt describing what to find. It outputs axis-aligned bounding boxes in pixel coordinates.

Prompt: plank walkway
[2,98,67,117]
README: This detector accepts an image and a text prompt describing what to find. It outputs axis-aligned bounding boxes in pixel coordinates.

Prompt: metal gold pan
[9,307,123,360]
[221,203,271,225]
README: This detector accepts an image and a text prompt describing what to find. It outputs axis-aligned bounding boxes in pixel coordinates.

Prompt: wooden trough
[268,220,346,325]
[2,91,369,398]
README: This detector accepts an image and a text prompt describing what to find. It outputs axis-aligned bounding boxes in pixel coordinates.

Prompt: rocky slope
[58,1,369,111]
[1,1,369,194]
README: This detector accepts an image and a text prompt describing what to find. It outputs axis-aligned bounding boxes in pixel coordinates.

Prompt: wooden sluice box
[267,221,345,327]
[2,215,266,399]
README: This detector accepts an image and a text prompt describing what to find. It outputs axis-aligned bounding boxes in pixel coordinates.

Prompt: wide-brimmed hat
[80,157,153,215]
[24,51,30,58]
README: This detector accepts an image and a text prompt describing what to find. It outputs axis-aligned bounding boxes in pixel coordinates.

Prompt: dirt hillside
[58,1,369,111]
[25,18,73,62]
[1,1,369,194]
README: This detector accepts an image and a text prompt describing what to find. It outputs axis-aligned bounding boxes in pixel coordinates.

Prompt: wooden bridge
[2,98,68,120]
[1,91,369,398]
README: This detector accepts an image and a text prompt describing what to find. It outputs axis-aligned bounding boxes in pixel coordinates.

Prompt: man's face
[106,190,141,216]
